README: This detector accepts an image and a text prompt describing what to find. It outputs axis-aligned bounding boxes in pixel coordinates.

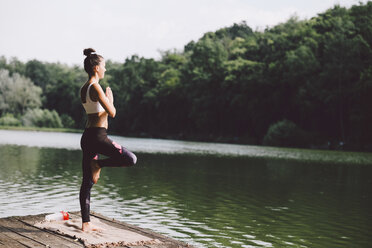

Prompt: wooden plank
[0,217,82,248]
[0,220,44,248]
[1,212,191,248]
[0,226,29,248]
[14,214,45,224]
[16,214,83,248]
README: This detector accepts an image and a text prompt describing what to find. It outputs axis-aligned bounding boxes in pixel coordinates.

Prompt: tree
[263,119,308,148]
[0,69,42,115]
[183,34,228,135]
[22,108,63,128]
[25,60,51,91]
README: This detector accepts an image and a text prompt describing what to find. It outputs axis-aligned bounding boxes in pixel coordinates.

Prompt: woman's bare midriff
[85,111,108,129]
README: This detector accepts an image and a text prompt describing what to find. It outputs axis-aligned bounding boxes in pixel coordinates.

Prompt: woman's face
[96,59,106,79]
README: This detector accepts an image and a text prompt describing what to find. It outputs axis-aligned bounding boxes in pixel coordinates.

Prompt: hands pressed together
[105,87,114,104]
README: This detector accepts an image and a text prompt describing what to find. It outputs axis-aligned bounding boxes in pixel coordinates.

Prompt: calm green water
[0,131,372,247]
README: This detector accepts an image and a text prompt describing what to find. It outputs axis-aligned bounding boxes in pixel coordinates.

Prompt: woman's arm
[91,83,116,118]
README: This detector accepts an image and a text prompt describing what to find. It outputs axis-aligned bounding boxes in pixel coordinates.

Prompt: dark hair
[83,48,103,77]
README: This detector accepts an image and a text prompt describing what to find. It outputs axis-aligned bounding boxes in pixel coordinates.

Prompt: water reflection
[2,129,372,164]
[0,144,371,247]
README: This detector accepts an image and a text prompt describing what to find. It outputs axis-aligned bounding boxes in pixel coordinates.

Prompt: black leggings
[80,127,137,223]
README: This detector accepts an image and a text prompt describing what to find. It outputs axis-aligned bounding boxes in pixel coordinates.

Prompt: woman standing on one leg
[79,48,137,232]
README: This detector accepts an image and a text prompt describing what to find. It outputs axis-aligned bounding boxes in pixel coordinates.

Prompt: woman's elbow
[109,108,116,118]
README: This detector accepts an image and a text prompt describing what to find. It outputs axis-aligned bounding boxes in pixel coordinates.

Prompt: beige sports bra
[81,83,105,114]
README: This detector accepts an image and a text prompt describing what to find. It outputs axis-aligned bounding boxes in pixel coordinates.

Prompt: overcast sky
[0,0,367,65]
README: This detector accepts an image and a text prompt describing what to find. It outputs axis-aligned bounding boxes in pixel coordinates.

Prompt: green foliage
[25,60,51,90]
[0,2,371,150]
[60,114,75,128]
[0,56,26,76]
[22,108,63,128]
[263,120,309,148]
[0,113,22,126]
[0,69,42,115]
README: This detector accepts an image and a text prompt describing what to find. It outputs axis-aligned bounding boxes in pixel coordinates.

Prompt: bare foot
[90,159,101,184]
[82,222,104,232]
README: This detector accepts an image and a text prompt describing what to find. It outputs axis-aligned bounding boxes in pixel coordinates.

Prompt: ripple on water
[1,143,372,248]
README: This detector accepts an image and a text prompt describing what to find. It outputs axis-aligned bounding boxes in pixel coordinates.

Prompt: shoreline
[0,128,372,165]
[0,125,82,133]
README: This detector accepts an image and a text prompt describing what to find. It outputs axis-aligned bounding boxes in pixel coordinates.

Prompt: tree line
[1,2,371,151]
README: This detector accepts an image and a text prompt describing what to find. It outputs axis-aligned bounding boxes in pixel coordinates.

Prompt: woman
[79,48,137,232]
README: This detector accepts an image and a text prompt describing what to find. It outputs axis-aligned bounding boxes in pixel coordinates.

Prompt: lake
[0,129,371,247]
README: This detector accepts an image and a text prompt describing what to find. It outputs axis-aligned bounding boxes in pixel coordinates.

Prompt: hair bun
[83,48,96,56]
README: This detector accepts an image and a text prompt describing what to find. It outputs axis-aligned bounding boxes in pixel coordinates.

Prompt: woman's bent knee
[131,153,137,165]
[121,147,137,166]
[124,152,137,166]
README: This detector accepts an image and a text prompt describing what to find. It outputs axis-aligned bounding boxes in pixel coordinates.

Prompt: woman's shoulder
[90,83,104,94]
[90,83,106,101]
[80,82,91,91]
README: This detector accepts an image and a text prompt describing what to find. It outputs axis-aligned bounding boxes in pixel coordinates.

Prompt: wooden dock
[0,212,192,248]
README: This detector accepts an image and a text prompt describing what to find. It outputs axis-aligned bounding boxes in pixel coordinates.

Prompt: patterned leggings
[79,127,137,223]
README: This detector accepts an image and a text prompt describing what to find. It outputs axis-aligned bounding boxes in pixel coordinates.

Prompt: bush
[22,108,63,128]
[263,119,309,148]
[60,114,75,128]
[0,113,22,126]
[0,69,42,114]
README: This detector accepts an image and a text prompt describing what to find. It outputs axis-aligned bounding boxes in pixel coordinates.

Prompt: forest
[0,2,371,151]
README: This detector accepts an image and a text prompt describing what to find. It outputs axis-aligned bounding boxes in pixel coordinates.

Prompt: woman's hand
[92,83,116,118]
[106,87,114,104]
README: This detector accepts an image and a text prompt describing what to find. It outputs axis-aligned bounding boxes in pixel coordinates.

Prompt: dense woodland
[0,3,372,151]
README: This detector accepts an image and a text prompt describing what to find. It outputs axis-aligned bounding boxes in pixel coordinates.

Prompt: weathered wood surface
[0,212,192,248]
